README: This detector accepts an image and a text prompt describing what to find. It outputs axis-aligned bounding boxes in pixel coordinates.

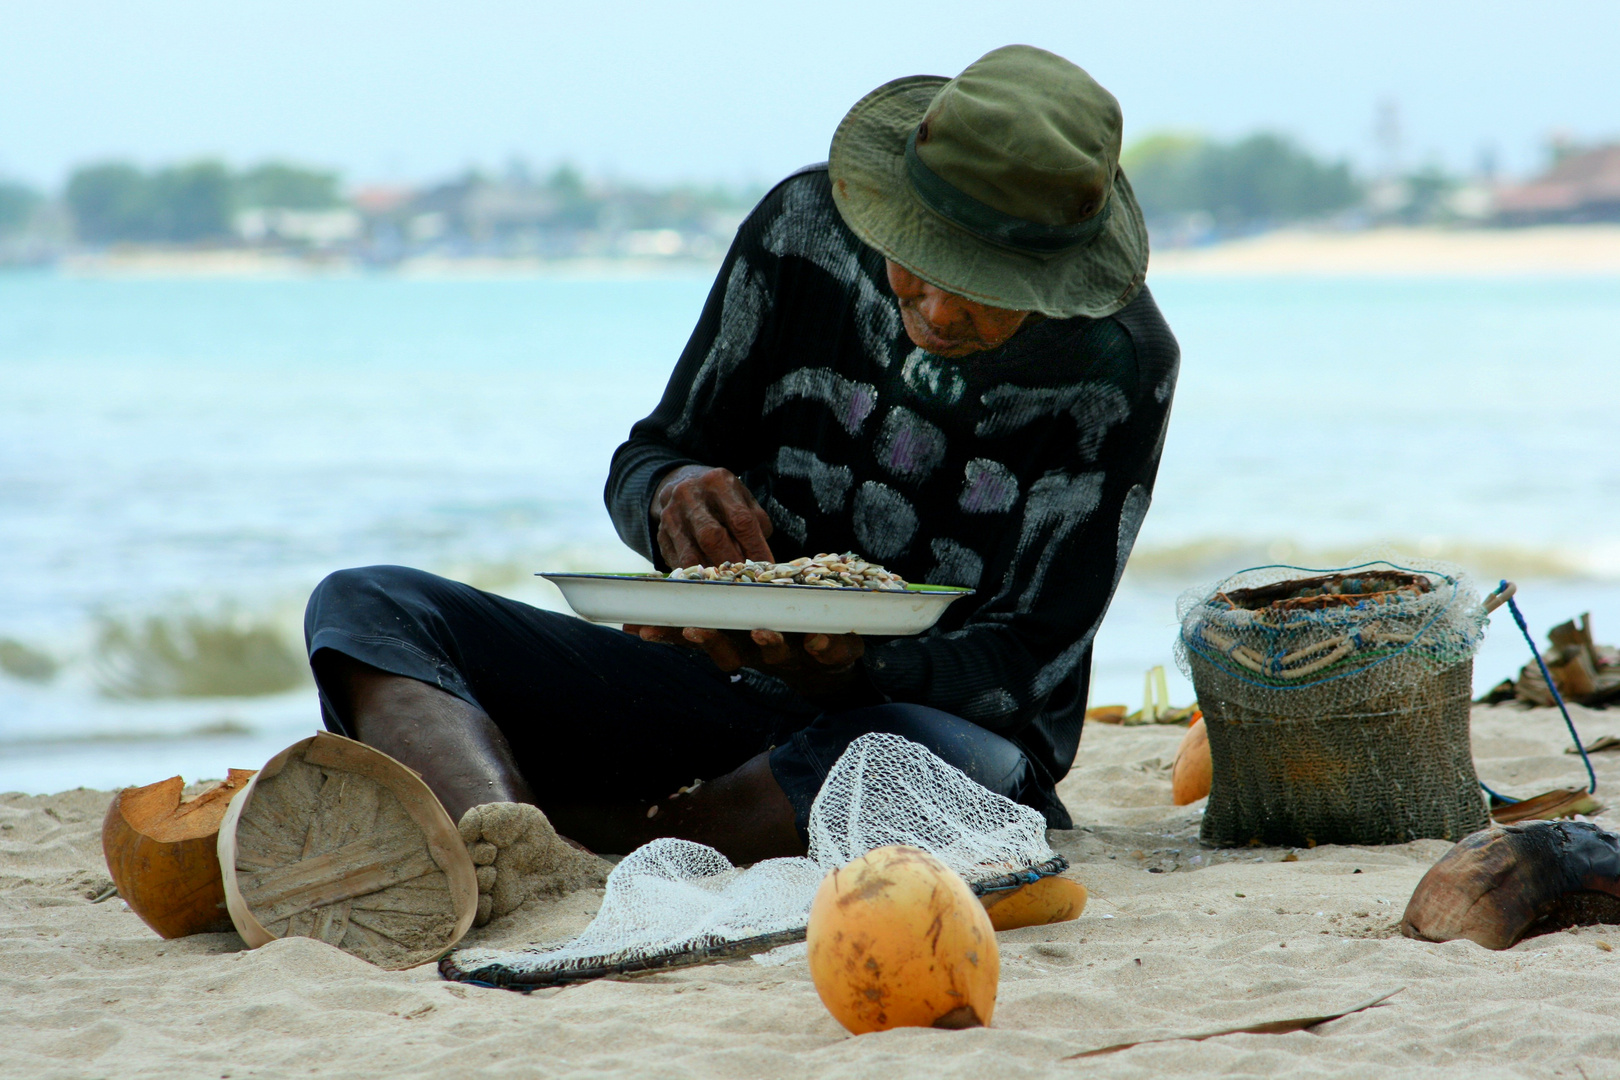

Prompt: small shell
[663,551,908,591]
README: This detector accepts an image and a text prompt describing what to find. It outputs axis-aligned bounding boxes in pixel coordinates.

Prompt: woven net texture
[443,732,1059,988]
[1178,560,1491,847]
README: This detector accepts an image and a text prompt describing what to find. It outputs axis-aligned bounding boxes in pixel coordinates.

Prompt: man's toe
[457,804,488,845]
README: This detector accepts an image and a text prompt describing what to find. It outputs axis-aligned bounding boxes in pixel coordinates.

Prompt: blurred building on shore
[1493,143,1620,225]
[343,164,750,266]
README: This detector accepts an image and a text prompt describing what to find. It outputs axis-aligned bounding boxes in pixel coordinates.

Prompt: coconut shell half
[1171,716,1211,806]
[218,732,477,970]
[979,874,1088,931]
[102,769,257,939]
[1401,820,1620,949]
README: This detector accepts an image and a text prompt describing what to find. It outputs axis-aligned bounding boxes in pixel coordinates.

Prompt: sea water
[2,270,1616,792]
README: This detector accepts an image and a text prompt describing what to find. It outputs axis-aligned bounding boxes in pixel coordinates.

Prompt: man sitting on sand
[303,45,1179,924]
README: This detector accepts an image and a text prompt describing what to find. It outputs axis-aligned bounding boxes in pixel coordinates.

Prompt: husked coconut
[808,845,998,1033]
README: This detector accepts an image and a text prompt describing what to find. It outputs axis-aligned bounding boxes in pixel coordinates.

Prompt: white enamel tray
[539,573,973,636]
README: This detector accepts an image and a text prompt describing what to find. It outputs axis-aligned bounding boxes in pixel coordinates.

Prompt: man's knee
[305,564,444,635]
[308,564,433,608]
[818,704,1031,799]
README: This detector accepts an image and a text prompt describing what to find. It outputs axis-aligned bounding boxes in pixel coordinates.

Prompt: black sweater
[606,167,1179,826]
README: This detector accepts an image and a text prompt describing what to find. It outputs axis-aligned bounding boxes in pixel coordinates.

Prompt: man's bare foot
[458,803,610,926]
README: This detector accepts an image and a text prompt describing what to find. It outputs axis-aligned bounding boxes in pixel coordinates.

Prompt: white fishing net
[443,732,1061,988]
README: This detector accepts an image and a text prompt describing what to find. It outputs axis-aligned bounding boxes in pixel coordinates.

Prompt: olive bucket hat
[829,44,1148,319]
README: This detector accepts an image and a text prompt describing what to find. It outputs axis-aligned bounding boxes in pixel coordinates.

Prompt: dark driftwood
[1490,788,1604,824]
[1062,988,1403,1058]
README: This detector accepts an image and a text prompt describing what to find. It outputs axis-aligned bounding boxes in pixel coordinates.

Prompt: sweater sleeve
[604,207,780,567]
[863,321,1178,733]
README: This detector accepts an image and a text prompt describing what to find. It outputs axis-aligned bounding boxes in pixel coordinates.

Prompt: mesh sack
[442,732,1063,988]
[1177,560,1491,847]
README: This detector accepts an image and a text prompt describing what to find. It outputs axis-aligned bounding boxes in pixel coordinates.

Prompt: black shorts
[303,565,1049,837]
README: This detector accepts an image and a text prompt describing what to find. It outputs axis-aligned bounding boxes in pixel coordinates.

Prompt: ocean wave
[2,540,1601,707]
[0,718,255,750]
[91,610,309,699]
[0,639,59,682]
[1123,537,1620,584]
[0,547,653,703]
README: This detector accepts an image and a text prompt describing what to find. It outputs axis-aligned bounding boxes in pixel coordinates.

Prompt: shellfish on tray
[668,552,908,590]
[540,553,969,637]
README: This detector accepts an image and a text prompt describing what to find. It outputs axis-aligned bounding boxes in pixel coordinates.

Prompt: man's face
[886,260,1034,359]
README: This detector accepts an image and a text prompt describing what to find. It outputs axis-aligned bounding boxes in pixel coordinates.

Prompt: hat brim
[828,75,1150,320]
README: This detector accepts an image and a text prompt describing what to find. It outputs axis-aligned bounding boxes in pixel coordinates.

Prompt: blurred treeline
[0,158,763,260]
[0,179,42,237]
[65,161,342,243]
[1124,133,1361,230]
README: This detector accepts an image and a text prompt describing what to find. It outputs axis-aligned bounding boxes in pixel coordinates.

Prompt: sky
[2,0,1616,190]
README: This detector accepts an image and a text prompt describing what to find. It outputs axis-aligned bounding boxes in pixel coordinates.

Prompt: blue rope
[1492,579,1596,796]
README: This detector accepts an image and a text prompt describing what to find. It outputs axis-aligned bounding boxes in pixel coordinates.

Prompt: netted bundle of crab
[668,552,907,591]
[1176,560,1487,718]
[1176,559,1492,846]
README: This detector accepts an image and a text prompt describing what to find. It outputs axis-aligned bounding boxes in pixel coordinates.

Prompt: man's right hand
[652,465,775,568]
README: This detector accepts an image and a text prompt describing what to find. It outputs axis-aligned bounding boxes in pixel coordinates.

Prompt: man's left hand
[626,625,865,699]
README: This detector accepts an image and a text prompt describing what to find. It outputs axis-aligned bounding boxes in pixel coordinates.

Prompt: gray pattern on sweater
[958,458,1020,514]
[774,447,853,514]
[927,538,985,589]
[763,181,901,367]
[667,257,769,440]
[1000,471,1105,614]
[852,481,918,561]
[762,369,878,436]
[875,407,948,482]
[976,381,1132,462]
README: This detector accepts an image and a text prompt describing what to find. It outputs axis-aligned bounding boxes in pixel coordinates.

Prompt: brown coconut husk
[101,769,257,939]
[1216,570,1431,615]
[218,732,478,970]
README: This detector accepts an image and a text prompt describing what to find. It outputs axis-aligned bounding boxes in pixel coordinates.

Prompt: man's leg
[768,703,1045,839]
[313,649,533,821]
[304,565,806,864]
[313,648,802,863]
[544,751,803,866]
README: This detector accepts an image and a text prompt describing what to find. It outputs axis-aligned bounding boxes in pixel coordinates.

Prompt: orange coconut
[1171,715,1212,806]
[102,769,256,939]
[979,875,1088,931]
[807,845,998,1034]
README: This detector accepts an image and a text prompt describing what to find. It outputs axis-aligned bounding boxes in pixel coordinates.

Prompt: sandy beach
[6,704,1620,1078]
[1151,224,1620,277]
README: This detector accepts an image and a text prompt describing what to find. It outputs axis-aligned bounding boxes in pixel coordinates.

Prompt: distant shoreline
[51,250,723,280]
[1151,224,1620,276]
[23,223,1620,278]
